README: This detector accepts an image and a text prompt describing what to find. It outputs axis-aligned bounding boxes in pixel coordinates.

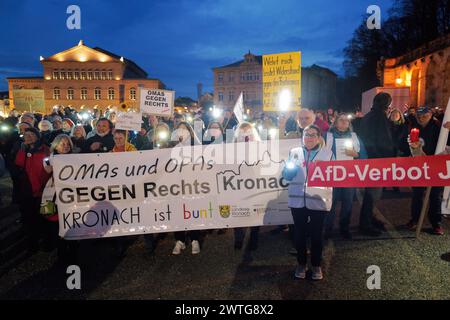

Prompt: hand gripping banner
[52,140,297,240]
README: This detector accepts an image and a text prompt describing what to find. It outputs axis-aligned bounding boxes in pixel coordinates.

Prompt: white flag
[233,92,244,124]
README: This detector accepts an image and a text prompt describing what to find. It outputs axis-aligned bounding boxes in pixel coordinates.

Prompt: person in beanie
[130,123,152,150]
[400,107,446,235]
[15,127,51,251]
[48,116,64,144]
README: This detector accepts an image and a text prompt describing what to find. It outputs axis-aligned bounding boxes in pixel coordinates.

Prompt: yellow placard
[12,89,45,113]
[263,51,301,112]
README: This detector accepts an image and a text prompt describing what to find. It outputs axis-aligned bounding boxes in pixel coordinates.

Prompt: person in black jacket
[358,92,396,236]
[82,118,114,153]
[130,123,152,150]
[400,107,446,235]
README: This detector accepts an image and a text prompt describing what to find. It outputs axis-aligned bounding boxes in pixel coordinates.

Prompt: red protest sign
[307,155,450,188]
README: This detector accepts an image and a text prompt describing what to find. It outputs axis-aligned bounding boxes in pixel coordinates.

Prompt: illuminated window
[60,71,66,80]
[218,92,223,101]
[81,87,87,100]
[67,71,73,80]
[80,71,86,80]
[53,70,59,80]
[108,71,113,80]
[94,87,101,100]
[101,71,106,80]
[229,91,234,101]
[218,73,223,82]
[108,87,115,100]
[94,71,100,80]
[74,71,79,80]
[130,87,136,100]
[53,87,60,100]
[67,87,74,100]
[87,71,93,80]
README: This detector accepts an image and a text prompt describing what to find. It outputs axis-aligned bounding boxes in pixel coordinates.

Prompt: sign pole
[416,98,450,238]
[416,187,431,238]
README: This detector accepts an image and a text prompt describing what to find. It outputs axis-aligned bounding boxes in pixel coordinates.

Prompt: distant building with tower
[212,51,337,114]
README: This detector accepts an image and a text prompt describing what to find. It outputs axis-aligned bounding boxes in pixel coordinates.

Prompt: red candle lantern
[410,128,420,143]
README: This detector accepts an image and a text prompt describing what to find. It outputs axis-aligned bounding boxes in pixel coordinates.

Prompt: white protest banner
[140,88,174,116]
[52,140,296,240]
[115,111,143,131]
[441,98,450,215]
[233,92,244,124]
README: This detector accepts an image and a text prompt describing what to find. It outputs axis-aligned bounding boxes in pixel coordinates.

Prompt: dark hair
[96,117,113,130]
[373,92,392,111]
[113,129,127,136]
[18,122,32,128]
[303,124,322,137]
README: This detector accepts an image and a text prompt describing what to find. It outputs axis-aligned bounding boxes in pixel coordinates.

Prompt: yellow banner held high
[262,51,301,112]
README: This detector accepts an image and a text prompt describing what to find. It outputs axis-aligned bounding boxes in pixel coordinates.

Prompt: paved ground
[1,175,450,300]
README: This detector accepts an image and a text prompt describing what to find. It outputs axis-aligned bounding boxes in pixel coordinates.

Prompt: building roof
[6,77,43,80]
[305,64,338,77]
[93,47,148,78]
[212,53,337,77]
[214,55,263,69]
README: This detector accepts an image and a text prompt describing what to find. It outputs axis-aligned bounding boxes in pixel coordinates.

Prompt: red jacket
[15,144,51,197]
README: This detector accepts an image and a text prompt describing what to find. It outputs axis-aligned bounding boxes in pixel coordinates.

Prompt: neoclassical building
[379,33,450,109]
[8,41,164,113]
[212,52,336,114]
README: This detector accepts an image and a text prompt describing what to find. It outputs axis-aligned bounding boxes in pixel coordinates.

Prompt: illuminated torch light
[344,139,353,149]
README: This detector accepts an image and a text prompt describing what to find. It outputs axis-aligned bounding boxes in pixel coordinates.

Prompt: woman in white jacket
[282,124,334,281]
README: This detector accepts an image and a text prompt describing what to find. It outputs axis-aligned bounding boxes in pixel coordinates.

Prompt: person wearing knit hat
[62,118,75,134]
[15,126,50,252]
[19,112,36,127]
[48,116,64,144]
[24,127,42,141]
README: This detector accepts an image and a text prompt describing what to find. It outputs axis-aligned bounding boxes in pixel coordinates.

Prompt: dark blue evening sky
[0,0,393,98]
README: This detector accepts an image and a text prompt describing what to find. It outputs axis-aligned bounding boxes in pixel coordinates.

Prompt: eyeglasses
[304,133,319,138]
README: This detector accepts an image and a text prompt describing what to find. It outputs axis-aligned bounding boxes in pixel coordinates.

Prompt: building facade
[8,41,165,113]
[212,52,337,114]
[379,33,450,109]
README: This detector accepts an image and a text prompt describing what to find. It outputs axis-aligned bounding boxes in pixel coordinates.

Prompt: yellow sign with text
[263,51,301,112]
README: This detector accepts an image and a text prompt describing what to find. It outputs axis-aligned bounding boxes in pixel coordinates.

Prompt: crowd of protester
[0,95,449,281]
